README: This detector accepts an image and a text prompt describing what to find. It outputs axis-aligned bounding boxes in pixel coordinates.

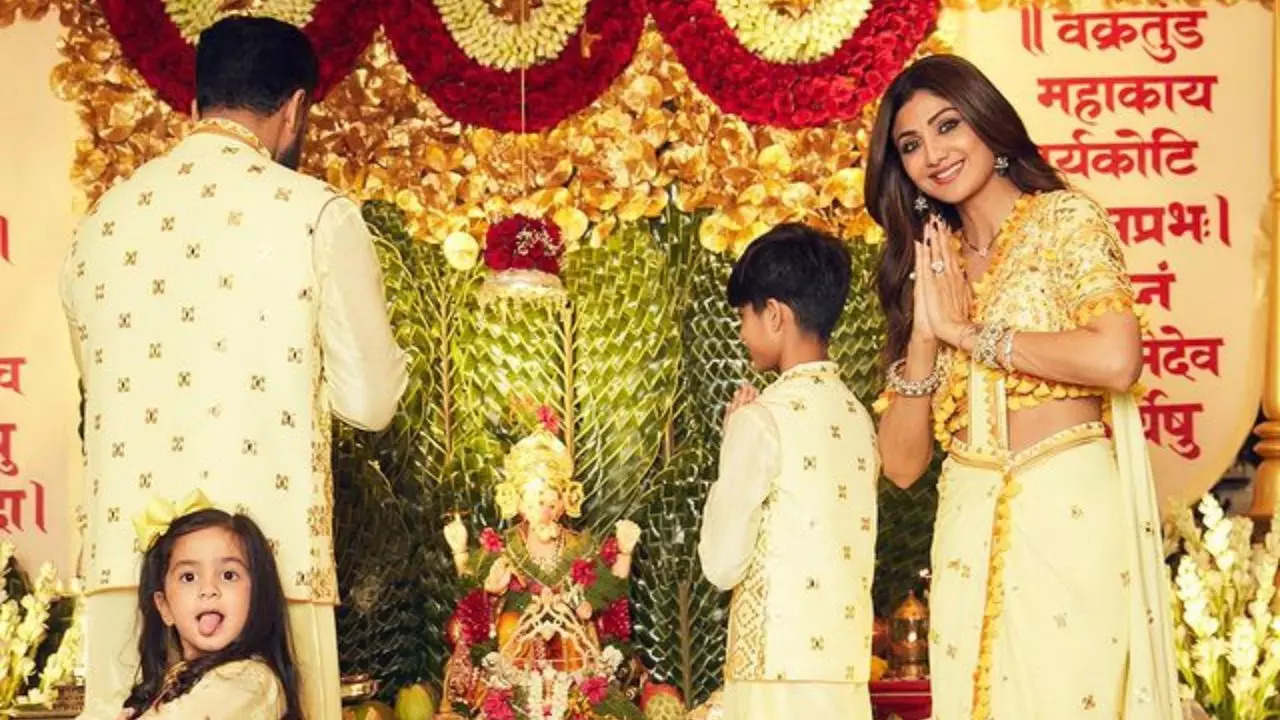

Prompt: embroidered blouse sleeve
[140,661,285,720]
[1050,191,1135,326]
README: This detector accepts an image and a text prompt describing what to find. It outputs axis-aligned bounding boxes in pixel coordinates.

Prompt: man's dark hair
[726,223,853,341]
[195,16,319,115]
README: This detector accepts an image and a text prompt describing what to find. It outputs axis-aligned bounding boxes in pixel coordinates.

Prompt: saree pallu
[927,363,1180,720]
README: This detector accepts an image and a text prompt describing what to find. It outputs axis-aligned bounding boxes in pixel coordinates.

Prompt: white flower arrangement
[0,542,82,711]
[1167,494,1280,718]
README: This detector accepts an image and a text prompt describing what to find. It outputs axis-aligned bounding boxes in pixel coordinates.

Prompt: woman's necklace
[961,233,991,258]
[961,192,1025,258]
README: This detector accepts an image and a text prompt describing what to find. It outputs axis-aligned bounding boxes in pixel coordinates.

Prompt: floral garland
[714,0,874,64]
[96,0,378,110]
[650,0,938,128]
[162,0,318,41]
[433,0,590,71]
[381,0,644,132]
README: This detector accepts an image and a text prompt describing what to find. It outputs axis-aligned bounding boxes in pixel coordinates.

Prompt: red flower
[480,528,505,554]
[536,405,561,435]
[595,597,632,642]
[382,0,645,131]
[648,0,938,127]
[484,215,565,275]
[98,0,376,112]
[571,558,597,587]
[448,589,493,646]
[482,688,516,720]
[579,676,610,704]
[599,537,620,567]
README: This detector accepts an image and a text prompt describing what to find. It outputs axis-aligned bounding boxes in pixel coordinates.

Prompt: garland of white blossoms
[162,0,320,41]
[433,0,590,71]
[714,0,873,63]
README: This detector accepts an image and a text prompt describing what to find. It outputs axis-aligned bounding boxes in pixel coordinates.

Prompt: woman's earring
[914,194,929,214]
[994,155,1010,175]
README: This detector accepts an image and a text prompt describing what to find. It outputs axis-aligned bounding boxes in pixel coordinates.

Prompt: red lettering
[0,424,14,476]
[1048,9,1207,63]
[1130,261,1175,310]
[0,358,26,395]
[0,482,47,534]
[1037,76,1217,125]
[1109,198,1228,246]
[1140,389,1203,460]
[1022,7,1047,54]
[1141,325,1224,380]
[0,216,8,263]
[1041,128,1197,180]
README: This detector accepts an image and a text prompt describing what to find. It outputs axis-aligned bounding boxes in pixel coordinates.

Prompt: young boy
[698,223,878,720]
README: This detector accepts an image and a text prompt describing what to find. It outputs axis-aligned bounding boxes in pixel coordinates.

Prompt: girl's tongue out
[197,611,224,637]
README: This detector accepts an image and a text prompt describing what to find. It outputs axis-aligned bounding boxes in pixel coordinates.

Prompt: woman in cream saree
[865,54,1180,719]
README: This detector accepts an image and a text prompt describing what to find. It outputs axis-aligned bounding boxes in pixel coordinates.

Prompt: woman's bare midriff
[953,396,1103,452]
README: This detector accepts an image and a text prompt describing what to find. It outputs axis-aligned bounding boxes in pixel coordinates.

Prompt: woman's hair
[124,508,303,719]
[864,54,1067,364]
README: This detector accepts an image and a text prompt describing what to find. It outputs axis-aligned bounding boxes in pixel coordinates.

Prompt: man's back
[64,126,349,602]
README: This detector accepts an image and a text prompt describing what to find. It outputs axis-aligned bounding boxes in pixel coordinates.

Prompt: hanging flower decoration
[97,0,378,111]
[650,0,938,127]
[433,0,590,71]
[484,215,565,275]
[714,0,874,64]
[381,0,645,131]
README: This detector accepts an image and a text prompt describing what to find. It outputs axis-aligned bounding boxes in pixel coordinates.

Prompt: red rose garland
[98,0,378,112]
[648,0,938,127]
[381,0,645,131]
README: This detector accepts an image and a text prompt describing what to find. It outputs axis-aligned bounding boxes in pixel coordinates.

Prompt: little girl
[85,499,303,719]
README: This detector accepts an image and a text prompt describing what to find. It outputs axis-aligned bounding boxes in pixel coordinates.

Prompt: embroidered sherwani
[699,361,878,720]
[879,190,1180,719]
[62,120,407,720]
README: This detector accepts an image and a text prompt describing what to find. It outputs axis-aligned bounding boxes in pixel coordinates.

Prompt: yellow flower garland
[161,0,319,41]
[714,0,873,63]
[432,0,588,71]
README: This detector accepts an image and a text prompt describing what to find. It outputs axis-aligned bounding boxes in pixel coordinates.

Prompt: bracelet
[999,329,1017,372]
[886,355,945,397]
[972,322,1008,370]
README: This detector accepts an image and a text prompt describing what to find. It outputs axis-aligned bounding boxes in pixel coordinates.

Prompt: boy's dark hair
[726,223,853,341]
[195,16,319,116]
[124,508,303,720]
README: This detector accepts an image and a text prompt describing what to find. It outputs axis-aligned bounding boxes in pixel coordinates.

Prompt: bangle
[972,322,1008,370]
[999,330,1016,372]
[886,354,945,397]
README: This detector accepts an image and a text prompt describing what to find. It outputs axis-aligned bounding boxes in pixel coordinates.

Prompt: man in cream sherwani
[61,16,407,720]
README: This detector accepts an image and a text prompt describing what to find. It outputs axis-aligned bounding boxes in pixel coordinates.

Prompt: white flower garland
[432,0,589,71]
[713,0,873,64]
[162,0,319,42]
